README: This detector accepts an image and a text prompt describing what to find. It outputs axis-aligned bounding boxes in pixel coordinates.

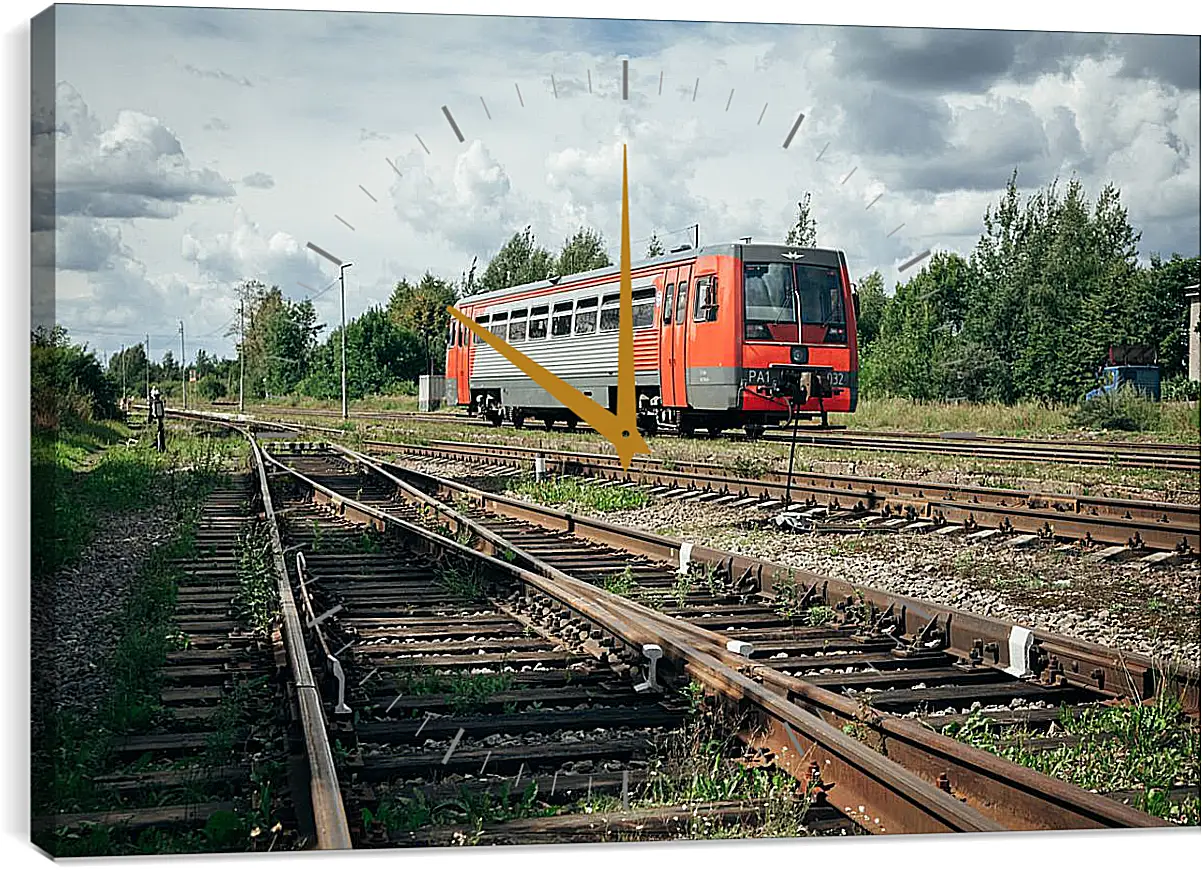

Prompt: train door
[455,308,472,405]
[659,267,680,406]
[670,263,693,406]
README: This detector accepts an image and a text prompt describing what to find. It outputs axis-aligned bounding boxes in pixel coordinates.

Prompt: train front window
[743,263,798,341]
[796,265,847,344]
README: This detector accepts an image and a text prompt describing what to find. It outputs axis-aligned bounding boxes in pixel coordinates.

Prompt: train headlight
[790,346,809,365]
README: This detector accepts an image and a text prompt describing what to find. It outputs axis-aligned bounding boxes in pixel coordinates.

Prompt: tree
[555,227,611,277]
[229,280,322,399]
[388,272,458,375]
[646,233,665,258]
[968,172,1146,403]
[1144,254,1201,378]
[301,307,423,399]
[785,192,817,248]
[854,270,887,350]
[107,343,149,397]
[479,227,555,291]
[31,326,118,425]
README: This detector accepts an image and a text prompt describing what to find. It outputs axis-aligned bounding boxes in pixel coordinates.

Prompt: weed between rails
[512,476,648,513]
[944,690,1201,825]
[232,521,279,636]
[365,682,824,845]
[390,671,516,716]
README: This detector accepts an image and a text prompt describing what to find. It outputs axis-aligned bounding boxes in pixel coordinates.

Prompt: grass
[232,521,279,636]
[511,476,649,513]
[31,417,292,856]
[634,683,820,839]
[391,671,516,716]
[831,396,1200,442]
[362,681,823,845]
[602,565,637,597]
[433,561,489,602]
[361,416,1197,500]
[943,690,1200,825]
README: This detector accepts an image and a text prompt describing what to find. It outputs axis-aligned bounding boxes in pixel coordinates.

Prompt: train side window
[694,276,719,322]
[663,285,675,324]
[599,293,620,332]
[508,308,528,342]
[574,297,598,335]
[529,305,549,340]
[489,312,508,338]
[633,288,656,328]
[551,302,573,336]
[474,315,489,344]
[674,281,688,324]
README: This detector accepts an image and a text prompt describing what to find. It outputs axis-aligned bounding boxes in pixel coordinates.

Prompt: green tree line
[851,172,1198,404]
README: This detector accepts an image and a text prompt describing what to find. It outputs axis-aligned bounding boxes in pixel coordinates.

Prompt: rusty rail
[258,442,1004,835]
[278,441,1180,831]
[248,434,353,849]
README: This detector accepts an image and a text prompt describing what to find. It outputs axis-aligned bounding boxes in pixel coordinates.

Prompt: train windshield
[796,264,847,344]
[743,262,847,344]
[743,263,798,341]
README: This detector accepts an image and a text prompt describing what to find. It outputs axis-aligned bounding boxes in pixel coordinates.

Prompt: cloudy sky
[31,3,1201,361]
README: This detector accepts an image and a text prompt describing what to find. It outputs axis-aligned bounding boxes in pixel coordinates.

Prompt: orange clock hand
[448,144,651,470]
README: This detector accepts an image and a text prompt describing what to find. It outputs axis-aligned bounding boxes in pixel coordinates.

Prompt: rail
[243,427,354,848]
[276,441,1181,830]
[257,441,1004,835]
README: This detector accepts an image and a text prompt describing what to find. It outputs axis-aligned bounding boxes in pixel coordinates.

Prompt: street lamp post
[306,242,352,420]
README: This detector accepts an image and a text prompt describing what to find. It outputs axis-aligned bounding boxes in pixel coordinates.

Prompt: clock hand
[448,144,651,470]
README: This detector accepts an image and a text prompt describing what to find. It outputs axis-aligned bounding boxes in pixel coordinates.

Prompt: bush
[1162,375,1200,403]
[1071,385,1163,432]
[195,374,227,402]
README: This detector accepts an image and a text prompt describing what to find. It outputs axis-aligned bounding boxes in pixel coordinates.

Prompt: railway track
[366,439,1200,558]
[256,438,1200,835]
[267,470,858,845]
[32,471,349,855]
[235,405,1200,472]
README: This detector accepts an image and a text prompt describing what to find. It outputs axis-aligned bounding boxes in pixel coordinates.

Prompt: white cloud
[42,6,1200,359]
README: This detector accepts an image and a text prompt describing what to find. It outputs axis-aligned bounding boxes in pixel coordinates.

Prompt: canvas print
[30,2,1201,857]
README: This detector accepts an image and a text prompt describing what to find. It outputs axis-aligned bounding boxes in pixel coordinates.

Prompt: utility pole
[145,333,151,399]
[238,298,245,413]
[339,262,351,420]
[179,320,187,410]
[119,344,126,405]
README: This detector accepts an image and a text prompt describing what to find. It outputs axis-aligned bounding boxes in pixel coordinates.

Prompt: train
[444,242,860,438]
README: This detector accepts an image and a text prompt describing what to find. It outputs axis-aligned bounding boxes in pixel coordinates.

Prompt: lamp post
[306,242,353,420]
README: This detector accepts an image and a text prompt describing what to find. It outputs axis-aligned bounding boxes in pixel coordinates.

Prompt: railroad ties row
[232,406,1201,472]
[33,476,312,854]
[265,451,861,844]
[263,441,1197,833]
[384,439,1199,562]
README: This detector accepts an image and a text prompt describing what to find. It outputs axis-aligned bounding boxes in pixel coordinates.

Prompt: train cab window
[743,263,798,342]
[796,265,848,344]
[473,315,489,344]
[662,285,675,324]
[489,312,508,339]
[694,277,718,323]
[574,297,598,335]
[529,305,549,340]
[632,288,656,328]
[508,308,528,342]
[551,302,573,336]
[674,281,688,324]
[599,293,620,332]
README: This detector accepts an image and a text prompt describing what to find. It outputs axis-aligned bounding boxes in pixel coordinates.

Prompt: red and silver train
[444,242,860,437]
